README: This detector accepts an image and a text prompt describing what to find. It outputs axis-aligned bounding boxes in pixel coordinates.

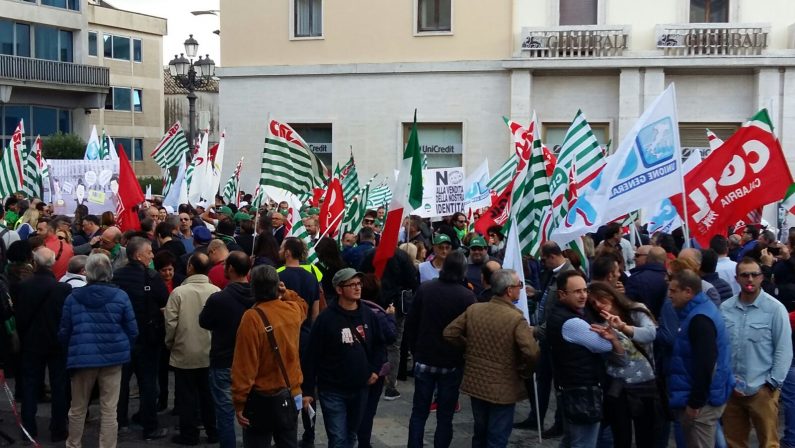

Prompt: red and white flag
[319,178,345,238]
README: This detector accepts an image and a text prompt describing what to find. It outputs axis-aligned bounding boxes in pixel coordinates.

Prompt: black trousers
[173,367,217,443]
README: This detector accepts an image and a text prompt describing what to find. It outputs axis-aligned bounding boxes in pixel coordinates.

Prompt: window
[116,138,144,161]
[288,124,332,167]
[103,33,112,57]
[88,31,97,56]
[32,107,57,137]
[1,105,70,143]
[133,89,142,112]
[560,0,598,25]
[58,109,70,134]
[106,87,133,111]
[133,38,142,62]
[294,0,322,38]
[41,0,78,10]
[403,123,462,169]
[0,20,11,55]
[1,21,31,57]
[679,123,738,149]
[690,0,729,23]
[34,25,58,61]
[112,35,129,60]
[417,0,452,33]
[59,29,73,62]
[16,23,30,57]
[542,123,609,153]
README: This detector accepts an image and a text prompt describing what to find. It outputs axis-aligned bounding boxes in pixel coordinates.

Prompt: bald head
[100,226,122,251]
[647,246,667,264]
[481,259,502,287]
[208,239,229,264]
[33,247,56,269]
[634,245,652,267]
[678,248,702,269]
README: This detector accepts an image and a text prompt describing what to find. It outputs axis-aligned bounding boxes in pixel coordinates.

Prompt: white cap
[164,205,175,214]
[196,200,209,209]
[238,201,249,208]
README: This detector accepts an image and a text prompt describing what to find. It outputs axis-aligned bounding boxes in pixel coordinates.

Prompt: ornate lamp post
[167,34,215,149]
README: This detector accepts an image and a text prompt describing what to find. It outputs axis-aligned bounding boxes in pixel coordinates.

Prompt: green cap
[218,206,233,216]
[234,212,252,223]
[469,236,487,248]
[308,207,320,215]
[433,233,452,245]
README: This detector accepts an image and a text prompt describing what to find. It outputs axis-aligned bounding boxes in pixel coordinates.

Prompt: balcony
[0,54,109,89]
[519,25,630,58]
[656,23,769,56]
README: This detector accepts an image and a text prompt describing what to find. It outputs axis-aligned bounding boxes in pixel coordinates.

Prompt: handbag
[243,307,298,432]
[558,385,603,424]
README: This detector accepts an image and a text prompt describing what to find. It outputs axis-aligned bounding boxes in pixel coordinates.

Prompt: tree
[41,132,86,159]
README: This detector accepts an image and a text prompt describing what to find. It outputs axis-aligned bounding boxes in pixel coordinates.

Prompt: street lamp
[167,34,215,152]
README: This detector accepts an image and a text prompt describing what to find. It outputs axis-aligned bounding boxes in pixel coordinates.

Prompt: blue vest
[668,292,734,408]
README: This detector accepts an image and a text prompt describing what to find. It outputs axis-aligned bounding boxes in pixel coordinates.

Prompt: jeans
[174,367,217,443]
[117,344,161,435]
[559,419,600,448]
[407,365,463,448]
[318,388,368,448]
[470,397,514,448]
[209,367,236,448]
[21,351,68,438]
[782,363,795,448]
[357,377,385,448]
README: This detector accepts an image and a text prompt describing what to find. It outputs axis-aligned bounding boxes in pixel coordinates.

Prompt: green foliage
[41,132,86,159]
[138,176,163,196]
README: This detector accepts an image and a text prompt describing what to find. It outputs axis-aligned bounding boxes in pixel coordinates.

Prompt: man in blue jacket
[667,269,734,447]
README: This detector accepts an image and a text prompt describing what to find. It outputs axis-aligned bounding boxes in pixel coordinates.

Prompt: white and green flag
[21,132,43,199]
[339,153,360,204]
[512,114,552,257]
[487,153,519,194]
[367,182,392,209]
[260,119,328,197]
[151,121,190,169]
[0,120,25,198]
[222,156,244,205]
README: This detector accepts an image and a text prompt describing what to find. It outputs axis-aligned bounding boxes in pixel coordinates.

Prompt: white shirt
[716,256,740,295]
[60,273,87,288]
[419,260,440,283]
[0,225,20,248]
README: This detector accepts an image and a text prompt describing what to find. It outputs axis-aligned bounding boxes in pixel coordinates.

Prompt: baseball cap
[196,200,209,210]
[433,233,452,245]
[234,212,252,223]
[193,226,213,243]
[308,207,320,216]
[218,206,234,216]
[469,236,487,248]
[238,201,249,208]
[332,268,363,288]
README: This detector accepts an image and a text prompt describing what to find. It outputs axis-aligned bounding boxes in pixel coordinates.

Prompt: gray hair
[68,255,88,274]
[126,237,151,262]
[85,253,113,283]
[250,265,280,302]
[491,269,518,296]
[33,247,56,269]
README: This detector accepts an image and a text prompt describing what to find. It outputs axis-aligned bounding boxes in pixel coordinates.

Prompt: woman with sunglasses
[587,282,659,448]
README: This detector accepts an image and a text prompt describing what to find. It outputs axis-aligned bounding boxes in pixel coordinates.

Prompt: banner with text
[415,167,465,218]
[46,159,120,216]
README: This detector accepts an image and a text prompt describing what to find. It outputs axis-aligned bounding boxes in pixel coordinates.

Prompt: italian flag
[783,183,795,215]
[373,110,423,278]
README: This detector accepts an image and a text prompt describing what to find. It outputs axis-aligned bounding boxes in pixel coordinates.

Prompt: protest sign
[414,167,465,218]
[45,159,120,215]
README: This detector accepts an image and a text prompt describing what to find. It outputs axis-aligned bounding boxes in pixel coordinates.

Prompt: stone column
[510,69,532,127]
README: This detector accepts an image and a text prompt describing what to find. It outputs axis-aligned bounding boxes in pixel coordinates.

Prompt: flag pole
[533,373,542,444]
[672,84,692,248]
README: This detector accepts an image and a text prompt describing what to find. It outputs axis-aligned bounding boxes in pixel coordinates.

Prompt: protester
[207,239,231,289]
[711,235,740,295]
[625,245,668,318]
[232,265,307,447]
[165,252,220,445]
[343,227,376,271]
[16,247,72,441]
[199,251,254,448]
[59,253,138,448]
[418,234,453,283]
[443,269,540,448]
[315,236,348,304]
[156,221,187,260]
[700,248,734,302]
[721,258,793,447]
[736,225,760,261]
[36,217,74,279]
[405,251,476,447]
[59,254,88,288]
[464,236,492,295]
[100,226,127,270]
[476,259,502,303]
[302,268,385,447]
[73,214,102,255]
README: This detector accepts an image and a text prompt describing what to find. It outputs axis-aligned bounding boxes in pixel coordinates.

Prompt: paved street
[0,374,560,447]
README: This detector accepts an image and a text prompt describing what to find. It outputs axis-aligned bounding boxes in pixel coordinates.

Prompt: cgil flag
[0,120,25,198]
[151,121,190,169]
[706,128,724,152]
[115,144,144,232]
[319,178,345,238]
[187,131,211,205]
[671,109,794,246]
[552,84,683,246]
[373,110,423,278]
[260,119,328,197]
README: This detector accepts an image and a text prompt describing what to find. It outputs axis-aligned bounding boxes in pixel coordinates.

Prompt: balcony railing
[520,25,630,58]
[0,54,109,88]
[656,23,769,56]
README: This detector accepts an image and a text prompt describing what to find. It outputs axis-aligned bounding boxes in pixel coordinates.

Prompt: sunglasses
[363,220,375,224]
[738,272,763,279]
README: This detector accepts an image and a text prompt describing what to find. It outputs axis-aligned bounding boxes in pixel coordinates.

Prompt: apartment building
[85,0,166,175]
[218,0,795,205]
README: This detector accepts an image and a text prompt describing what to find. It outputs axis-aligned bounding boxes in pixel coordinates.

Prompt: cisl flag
[671,109,793,247]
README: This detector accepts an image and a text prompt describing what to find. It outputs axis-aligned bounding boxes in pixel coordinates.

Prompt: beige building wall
[220,0,513,67]
[85,3,166,176]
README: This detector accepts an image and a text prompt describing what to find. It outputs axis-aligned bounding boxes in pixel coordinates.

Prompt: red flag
[319,178,344,238]
[474,179,514,236]
[543,145,557,178]
[311,188,325,207]
[671,111,793,246]
[115,144,144,232]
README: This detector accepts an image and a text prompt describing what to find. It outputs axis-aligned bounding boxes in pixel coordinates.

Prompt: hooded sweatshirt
[58,282,139,369]
[199,282,255,368]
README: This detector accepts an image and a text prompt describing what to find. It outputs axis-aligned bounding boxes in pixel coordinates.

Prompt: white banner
[415,167,465,218]
[463,159,492,210]
[46,159,120,215]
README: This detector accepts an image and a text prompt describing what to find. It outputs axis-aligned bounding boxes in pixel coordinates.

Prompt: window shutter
[560,0,598,26]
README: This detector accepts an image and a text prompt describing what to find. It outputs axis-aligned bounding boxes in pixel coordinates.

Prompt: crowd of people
[0,192,794,448]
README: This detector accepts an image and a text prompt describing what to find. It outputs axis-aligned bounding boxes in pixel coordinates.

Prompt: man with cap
[302,268,384,447]
[465,236,494,295]
[178,227,213,276]
[419,234,452,283]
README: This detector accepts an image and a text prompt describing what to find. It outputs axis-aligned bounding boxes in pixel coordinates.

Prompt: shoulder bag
[243,307,299,432]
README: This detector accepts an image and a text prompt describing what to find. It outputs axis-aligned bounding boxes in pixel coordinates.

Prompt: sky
[105,0,222,66]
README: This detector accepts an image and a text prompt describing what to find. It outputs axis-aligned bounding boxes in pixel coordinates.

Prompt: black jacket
[16,269,72,355]
[199,282,254,368]
[302,301,383,394]
[547,303,605,388]
[702,272,734,303]
[112,261,169,347]
[361,248,419,308]
[625,262,668,318]
[404,278,476,368]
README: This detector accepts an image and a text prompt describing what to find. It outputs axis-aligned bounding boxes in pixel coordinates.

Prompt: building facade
[218,0,795,221]
[164,69,220,150]
[85,0,166,175]
[0,0,108,150]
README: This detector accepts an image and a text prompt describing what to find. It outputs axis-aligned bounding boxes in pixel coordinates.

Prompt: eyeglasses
[738,272,763,279]
[563,288,589,295]
[635,253,648,258]
[341,282,362,289]
[509,283,523,289]
[363,220,375,224]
